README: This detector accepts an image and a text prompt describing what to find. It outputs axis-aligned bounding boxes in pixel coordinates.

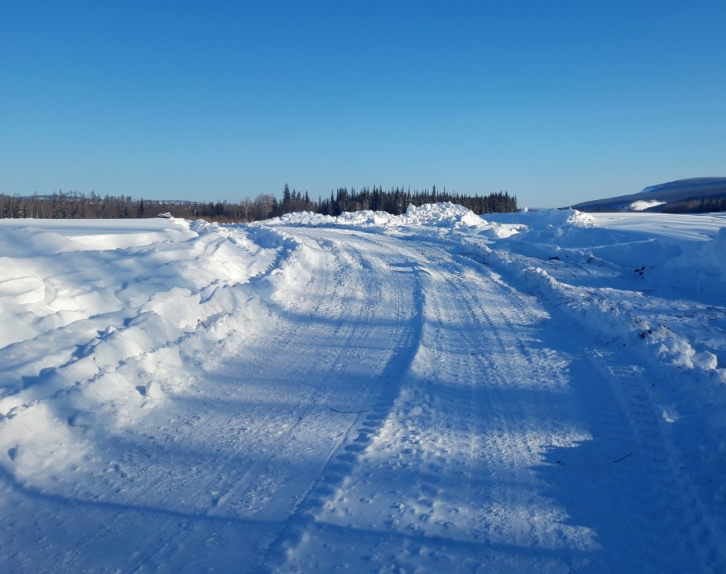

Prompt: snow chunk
[693,351,718,370]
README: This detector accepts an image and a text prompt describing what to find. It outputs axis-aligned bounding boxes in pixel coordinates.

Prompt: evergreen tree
[282,184,291,209]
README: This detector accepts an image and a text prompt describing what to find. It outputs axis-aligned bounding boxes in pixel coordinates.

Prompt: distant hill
[640,177,726,194]
[571,177,726,214]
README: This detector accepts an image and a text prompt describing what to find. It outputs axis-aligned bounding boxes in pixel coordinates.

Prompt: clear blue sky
[1,1,725,207]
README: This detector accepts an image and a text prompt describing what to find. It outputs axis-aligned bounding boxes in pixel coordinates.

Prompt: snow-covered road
[258,229,715,573]
[2,208,726,572]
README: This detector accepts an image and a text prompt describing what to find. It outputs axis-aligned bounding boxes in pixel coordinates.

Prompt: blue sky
[1,1,724,207]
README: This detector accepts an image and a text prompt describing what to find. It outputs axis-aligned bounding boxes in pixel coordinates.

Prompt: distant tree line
[310,185,517,216]
[660,196,726,214]
[0,191,262,222]
[0,185,517,223]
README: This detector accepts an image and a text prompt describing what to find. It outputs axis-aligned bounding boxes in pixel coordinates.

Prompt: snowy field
[1,205,726,573]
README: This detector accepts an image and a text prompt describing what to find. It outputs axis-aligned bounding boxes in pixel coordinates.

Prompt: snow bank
[671,227,726,280]
[0,218,300,493]
[455,209,726,384]
[484,207,594,228]
[267,201,487,231]
[471,242,725,375]
[401,202,487,228]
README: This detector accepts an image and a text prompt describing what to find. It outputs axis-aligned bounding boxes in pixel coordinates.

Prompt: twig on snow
[611,453,632,464]
[330,408,370,414]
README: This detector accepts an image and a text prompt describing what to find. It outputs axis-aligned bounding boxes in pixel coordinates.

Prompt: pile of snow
[0,217,286,485]
[269,201,487,230]
[672,227,726,280]
[627,199,666,211]
[400,201,486,228]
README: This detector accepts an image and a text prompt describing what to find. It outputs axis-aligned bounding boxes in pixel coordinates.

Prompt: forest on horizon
[0,185,518,223]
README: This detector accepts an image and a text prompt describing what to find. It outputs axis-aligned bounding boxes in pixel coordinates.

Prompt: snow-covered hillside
[641,177,726,195]
[571,177,726,213]
[1,205,726,572]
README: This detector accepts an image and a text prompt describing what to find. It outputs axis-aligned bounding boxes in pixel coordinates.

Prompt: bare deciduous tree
[242,198,253,222]
[255,194,276,220]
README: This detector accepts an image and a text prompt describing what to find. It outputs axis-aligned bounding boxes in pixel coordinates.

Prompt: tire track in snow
[256,229,428,572]
[214,240,399,512]
[459,249,716,572]
[119,229,420,572]
[204,241,373,516]
[459,247,719,572]
[582,345,725,573]
[270,235,598,572]
[5,221,721,572]
[270,233,717,573]
[5,226,409,574]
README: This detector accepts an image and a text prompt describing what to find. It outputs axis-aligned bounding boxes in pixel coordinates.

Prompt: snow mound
[460,210,726,385]
[272,211,332,226]
[527,208,595,228]
[401,202,486,228]
[672,227,726,280]
[628,200,666,211]
[270,202,487,230]
[0,217,301,520]
[485,208,594,229]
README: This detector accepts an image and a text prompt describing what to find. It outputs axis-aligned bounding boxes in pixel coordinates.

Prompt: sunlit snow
[1,205,726,572]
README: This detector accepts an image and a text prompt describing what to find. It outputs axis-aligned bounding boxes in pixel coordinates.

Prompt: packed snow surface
[2,205,726,573]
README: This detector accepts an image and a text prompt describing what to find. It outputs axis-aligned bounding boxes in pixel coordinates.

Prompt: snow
[586,211,726,240]
[271,201,487,230]
[627,199,666,211]
[2,206,726,572]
